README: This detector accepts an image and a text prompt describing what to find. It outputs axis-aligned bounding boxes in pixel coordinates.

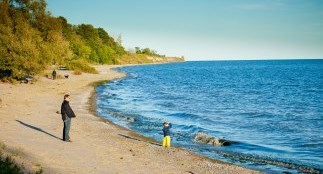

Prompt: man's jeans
[63,117,71,141]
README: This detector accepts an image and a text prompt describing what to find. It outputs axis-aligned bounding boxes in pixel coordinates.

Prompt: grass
[0,141,22,174]
[117,54,152,64]
[73,69,82,75]
[0,141,42,174]
[0,142,5,150]
[0,154,42,174]
[0,77,18,84]
[35,168,43,174]
[67,59,98,74]
[0,154,23,174]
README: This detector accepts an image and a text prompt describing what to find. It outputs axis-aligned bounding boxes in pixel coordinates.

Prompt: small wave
[213,150,323,174]
[132,121,161,131]
[100,92,116,97]
[169,112,201,121]
[176,124,198,131]
[107,110,136,122]
[131,98,144,102]
[240,111,263,117]
[299,143,323,147]
[158,102,176,108]
[128,73,138,78]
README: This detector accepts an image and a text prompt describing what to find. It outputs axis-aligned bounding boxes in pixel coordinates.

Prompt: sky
[46,0,323,61]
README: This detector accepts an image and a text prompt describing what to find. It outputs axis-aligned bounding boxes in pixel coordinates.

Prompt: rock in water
[109,111,135,123]
[194,132,231,146]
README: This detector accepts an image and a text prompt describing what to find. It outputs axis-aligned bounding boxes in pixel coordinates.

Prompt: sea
[96,60,323,173]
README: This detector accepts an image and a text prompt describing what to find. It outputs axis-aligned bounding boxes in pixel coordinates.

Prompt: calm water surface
[96,60,323,173]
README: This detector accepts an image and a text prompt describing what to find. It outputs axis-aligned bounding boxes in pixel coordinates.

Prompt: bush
[0,154,23,174]
[0,77,18,84]
[117,54,152,64]
[73,69,82,75]
[66,59,98,74]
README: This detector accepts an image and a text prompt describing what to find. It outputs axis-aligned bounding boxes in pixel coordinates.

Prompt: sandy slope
[0,65,261,174]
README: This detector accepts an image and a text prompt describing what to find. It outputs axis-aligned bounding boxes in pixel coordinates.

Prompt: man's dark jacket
[61,100,76,120]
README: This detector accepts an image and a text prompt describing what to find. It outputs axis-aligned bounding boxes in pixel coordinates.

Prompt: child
[162,122,172,148]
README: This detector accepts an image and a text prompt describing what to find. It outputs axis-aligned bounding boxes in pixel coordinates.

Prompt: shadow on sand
[16,120,62,141]
[118,134,161,146]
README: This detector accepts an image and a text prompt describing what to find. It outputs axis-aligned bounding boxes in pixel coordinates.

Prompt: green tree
[58,16,73,40]
[0,0,72,78]
[135,47,141,54]
[1,0,167,80]
[0,6,45,78]
[75,24,119,64]
[69,32,91,60]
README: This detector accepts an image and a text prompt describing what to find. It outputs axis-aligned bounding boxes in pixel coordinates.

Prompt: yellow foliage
[73,69,82,75]
[117,54,153,64]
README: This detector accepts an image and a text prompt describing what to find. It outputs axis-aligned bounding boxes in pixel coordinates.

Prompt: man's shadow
[16,120,62,141]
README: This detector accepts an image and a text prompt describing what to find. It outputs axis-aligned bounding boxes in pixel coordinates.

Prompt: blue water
[96,60,323,173]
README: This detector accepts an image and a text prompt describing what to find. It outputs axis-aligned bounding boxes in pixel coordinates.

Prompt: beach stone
[110,111,135,122]
[194,132,231,146]
[126,117,135,122]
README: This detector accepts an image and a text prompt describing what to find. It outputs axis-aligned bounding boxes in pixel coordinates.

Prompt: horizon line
[186,58,323,62]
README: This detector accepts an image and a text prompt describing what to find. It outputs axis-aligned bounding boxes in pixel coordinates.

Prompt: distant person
[52,69,57,80]
[61,94,76,142]
[162,122,172,147]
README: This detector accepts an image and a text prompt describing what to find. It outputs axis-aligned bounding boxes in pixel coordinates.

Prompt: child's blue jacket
[163,123,172,137]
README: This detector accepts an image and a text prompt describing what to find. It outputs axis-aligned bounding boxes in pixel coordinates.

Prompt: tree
[58,16,73,40]
[43,30,73,65]
[0,7,45,78]
[97,27,111,45]
[0,0,73,78]
[0,0,151,79]
[142,48,151,55]
[69,32,91,60]
[135,47,141,54]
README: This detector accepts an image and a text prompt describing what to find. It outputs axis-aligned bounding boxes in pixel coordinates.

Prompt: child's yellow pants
[162,136,171,147]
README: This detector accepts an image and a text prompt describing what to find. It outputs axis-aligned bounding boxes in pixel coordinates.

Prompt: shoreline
[89,68,229,163]
[0,65,261,174]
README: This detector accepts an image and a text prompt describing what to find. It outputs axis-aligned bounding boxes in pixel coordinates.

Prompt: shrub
[0,155,23,174]
[73,69,82,75]
[66,59,98,74]
[0,77,18,84]
[117,54,152,64]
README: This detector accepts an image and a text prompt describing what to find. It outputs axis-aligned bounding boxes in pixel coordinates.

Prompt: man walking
[61,94,76,142]
[52,69,57,80]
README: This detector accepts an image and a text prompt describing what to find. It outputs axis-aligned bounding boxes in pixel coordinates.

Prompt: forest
[0,0,183,80]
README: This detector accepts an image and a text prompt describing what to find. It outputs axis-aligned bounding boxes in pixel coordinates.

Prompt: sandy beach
[0,65,261,174]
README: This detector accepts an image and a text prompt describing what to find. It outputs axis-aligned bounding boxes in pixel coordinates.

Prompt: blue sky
[46,0,323,60]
